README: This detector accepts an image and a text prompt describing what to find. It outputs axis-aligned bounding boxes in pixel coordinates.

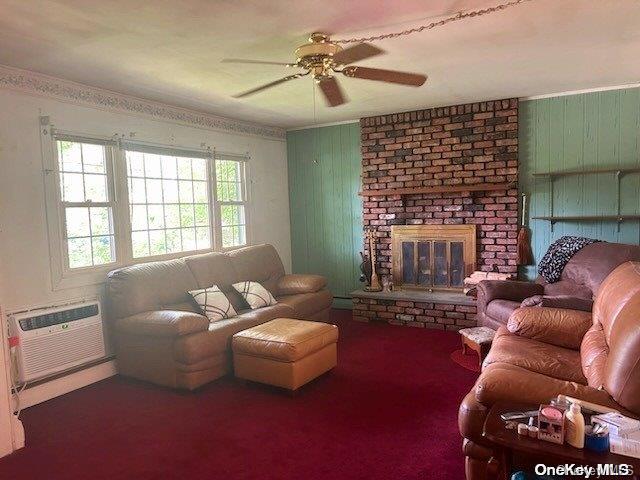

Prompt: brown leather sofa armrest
[276,274,328,295]
[115,310,209,337]
[475,363,621,411]
[477,280,544,304]
[521,295,594,312]
[507,307,592,350]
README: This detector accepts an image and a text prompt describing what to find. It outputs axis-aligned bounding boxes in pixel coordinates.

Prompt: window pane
[182,228,196,251]
[59,141,82,172]
[129,178,146,203]
[149,230,166,256]
[126,150,211,258]
[220,204,244,227]
[192,159,207,180]
[221,226,234,248]
[193,181,207,203]
[128,152,144,177]
[146,179,163,203]
[180,205,195,227]
[194,204,209,226]
[68,237,92,268]
[90,207,111,236]
[65,207,90,238]
[177,158,192,179]
[162,180,179,203]
[148,204,165,229]
[132,231,149,258]
[179,181,193,203]
[82,144,106,173]
[131,205,148,231]
[62,172,85,202]
[165,205,180,228]
[92,236,114,265]
[144,154,162,178]
[166,228,182,253]
[161,156,177,179]
[84,174,107,202]
[237,225,246,245]
[196,227,210,249]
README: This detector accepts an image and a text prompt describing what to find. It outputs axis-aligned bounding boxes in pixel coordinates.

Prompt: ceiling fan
[222,32,427,107]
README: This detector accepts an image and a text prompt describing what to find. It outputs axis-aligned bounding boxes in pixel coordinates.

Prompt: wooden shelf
[533,215,640,222]
[532,166,640,178]
[358,182,515,197]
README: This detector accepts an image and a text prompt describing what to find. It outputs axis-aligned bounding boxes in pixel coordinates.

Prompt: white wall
[0,89,291,312]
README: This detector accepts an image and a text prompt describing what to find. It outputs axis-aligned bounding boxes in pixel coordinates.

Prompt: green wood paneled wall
[287,123,363,305]
[520,88,640,279]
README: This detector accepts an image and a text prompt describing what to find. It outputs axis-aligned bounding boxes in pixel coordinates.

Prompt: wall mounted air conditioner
[8,301,106,383]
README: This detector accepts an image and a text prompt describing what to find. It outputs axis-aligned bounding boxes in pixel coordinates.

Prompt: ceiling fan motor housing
[294,33,343,66]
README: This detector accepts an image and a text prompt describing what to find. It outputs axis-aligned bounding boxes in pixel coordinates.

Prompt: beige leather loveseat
[106,244,332,390]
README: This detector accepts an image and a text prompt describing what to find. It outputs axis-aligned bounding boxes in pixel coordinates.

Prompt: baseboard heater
[8,301,106,384]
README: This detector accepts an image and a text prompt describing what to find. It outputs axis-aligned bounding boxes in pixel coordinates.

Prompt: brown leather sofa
[478,242,640,329]
[459,261,640,480]
[105,244,332,390]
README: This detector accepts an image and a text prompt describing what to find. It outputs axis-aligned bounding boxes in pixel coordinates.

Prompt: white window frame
[213,153,251,251]
[41,122,252,290]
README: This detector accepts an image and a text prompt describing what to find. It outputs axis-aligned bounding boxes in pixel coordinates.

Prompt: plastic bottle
[565,403,585,448]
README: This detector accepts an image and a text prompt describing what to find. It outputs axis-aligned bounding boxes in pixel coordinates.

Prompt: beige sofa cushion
[227,244,285,295]
[172,303,295,364]
[276,290,333,318]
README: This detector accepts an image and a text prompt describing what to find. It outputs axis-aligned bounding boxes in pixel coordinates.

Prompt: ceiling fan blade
[343,66,427,86]
[233,73,306,98]
[318,77,347,107]
[332,43,384,65]
[222,58,296,67]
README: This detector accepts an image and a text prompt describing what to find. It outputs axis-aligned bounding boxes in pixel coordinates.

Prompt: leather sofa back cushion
[561,242,640,295]
[183,251,247,311]
[593,261,640,413]
[107,258,198,320]
[542,280,593,299]
[227,244,285,296]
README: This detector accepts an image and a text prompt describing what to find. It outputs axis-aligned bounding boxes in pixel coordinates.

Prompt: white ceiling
[1,0,639,129]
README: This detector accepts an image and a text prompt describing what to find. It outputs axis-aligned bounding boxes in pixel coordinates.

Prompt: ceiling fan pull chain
[334,0,533,44]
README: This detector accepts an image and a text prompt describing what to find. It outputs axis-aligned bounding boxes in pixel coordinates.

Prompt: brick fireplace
[352,98,519,330]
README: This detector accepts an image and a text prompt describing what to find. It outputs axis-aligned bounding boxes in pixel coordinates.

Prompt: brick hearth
[353,98,519,330]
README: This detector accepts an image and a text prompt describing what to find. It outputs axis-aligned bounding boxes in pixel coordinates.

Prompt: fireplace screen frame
[391,225,476,291]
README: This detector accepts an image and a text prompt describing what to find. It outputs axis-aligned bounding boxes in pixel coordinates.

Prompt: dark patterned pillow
[188,285,237,322]
[232,281,277,309]
[537,236,600,283]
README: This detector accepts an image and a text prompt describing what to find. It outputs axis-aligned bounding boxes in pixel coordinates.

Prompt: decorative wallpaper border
[0,64,285,140]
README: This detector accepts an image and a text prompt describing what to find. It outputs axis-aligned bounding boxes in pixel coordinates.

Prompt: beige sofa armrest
[115,310,209,337]
[507,306,592,350]
[475,363,620,411]
[277,274,327,295]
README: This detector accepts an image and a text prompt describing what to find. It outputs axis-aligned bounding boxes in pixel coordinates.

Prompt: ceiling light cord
[334,0,533,44]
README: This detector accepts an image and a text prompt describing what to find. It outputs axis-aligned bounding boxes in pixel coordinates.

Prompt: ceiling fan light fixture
[222,31,427,107]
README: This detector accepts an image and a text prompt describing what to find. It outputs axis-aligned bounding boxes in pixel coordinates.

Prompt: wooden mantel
[358,182,515,197]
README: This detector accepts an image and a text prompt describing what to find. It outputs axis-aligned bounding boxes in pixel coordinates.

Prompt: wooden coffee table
[483,402,640,479]
[459,326,495,367]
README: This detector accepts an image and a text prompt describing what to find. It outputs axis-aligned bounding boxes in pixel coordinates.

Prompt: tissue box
[592,412,640,437]
[610,435,640,459]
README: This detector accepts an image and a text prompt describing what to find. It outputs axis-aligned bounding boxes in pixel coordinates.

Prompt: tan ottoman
[232,318,338,391]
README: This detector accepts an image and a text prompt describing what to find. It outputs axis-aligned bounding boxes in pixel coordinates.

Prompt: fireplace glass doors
[392,225,476,291]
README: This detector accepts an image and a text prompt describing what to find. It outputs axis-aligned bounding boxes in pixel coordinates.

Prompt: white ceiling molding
[286,119,360,131]
[0,64,285,140]
[522,83,640,101]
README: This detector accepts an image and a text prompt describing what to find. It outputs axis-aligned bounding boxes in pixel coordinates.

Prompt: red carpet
[450,349,482,373]
[0,310,478,480]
